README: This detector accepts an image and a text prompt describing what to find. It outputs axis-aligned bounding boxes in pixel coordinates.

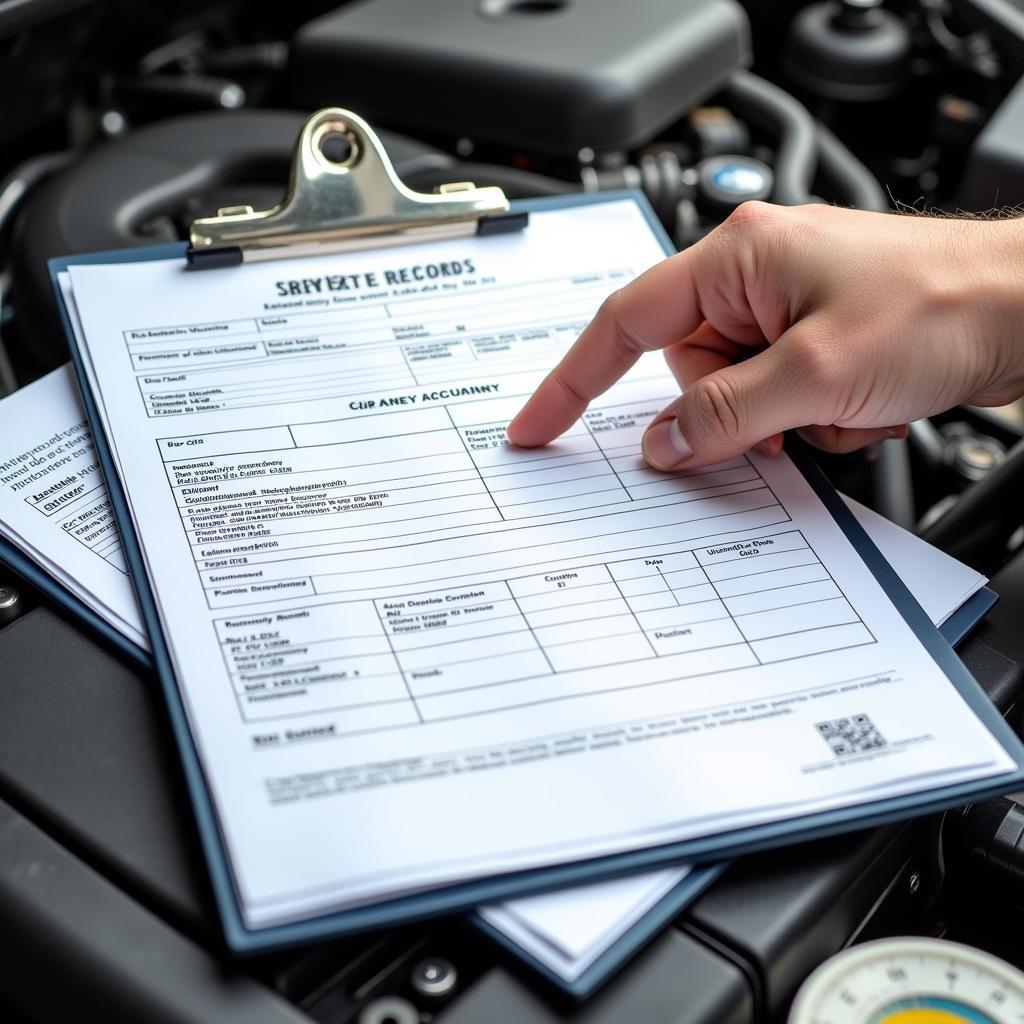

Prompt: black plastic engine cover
[290,0,751,156]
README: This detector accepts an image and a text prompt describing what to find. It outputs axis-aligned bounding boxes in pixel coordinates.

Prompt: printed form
[0,362,989,978]
[61,198,1017,929]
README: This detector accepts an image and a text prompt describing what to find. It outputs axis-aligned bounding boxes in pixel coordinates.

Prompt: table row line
[232,620,875,723]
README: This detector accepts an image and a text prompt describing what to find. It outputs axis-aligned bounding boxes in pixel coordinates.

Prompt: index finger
[507,247,709,448]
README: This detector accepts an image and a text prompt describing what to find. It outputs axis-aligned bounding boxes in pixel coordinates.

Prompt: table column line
[606,566,658,657]
[397,343,422,387]
[654,564,683,606]
[694,557,763,666]
[504,581,556,675]
[370,601,424,723]
[445,406,506,521]
[579,417,634,502]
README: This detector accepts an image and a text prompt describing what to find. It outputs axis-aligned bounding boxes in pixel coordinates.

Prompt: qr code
[816,714,887,757]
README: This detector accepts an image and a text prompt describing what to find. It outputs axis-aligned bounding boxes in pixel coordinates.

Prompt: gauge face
[789,938,1024,1024]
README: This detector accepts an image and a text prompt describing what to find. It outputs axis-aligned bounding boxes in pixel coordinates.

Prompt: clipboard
[0,531,149,669]
[47,107,1024,958]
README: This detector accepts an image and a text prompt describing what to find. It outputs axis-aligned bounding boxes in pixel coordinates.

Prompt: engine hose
[814,120,890,212]
[722,69,818,206]
[919,435,1024,561]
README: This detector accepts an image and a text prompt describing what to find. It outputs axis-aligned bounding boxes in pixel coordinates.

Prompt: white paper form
[2,360,989,980]
[481,506,987,985]
[0,364,146,648]
[62,198,1018,930]
[2,369,981,656]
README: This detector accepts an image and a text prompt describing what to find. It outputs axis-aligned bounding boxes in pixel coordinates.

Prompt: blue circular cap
[710,163,769,196]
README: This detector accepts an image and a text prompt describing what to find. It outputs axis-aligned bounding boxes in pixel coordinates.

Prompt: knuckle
[723,200,782,234]
[552,372,589,409]
[715,202,811,276]
[719,201,805,249]
[603,288,649,359]
[690,376,743,441]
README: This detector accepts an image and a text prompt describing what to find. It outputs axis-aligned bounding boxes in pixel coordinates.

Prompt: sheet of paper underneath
[0,361,990,982]
[0,364,146,649]
[59,197,1017,931]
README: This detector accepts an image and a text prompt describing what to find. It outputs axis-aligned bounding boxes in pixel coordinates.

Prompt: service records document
[60,196,1020,933]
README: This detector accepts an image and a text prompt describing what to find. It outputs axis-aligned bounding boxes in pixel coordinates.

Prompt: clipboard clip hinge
[186,108,525,269]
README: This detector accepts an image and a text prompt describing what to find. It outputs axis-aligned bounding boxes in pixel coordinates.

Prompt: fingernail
[884,426,906,439]
[642,418,693,470]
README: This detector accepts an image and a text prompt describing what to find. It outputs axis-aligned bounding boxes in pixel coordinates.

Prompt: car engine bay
[3,1,1024,1022]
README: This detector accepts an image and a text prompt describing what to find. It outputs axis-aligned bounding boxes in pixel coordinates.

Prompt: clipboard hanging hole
[313,120,360,169]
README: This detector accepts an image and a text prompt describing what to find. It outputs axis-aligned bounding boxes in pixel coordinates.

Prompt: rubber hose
[919,436,1024,560]
[722,69,818,206]
[814,121,890,212]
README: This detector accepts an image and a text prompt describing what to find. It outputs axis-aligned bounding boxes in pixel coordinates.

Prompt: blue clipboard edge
[49,190,1024,956]
[473,862,727,1001]
[0,531,149,670]
[942,587,998,648]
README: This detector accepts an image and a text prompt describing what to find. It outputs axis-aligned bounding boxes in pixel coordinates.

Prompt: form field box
[525,597,630,628]
[704,548,816,583]
[751,621,873,662]
[405,648,551,698]
[636,599,728,632]
[609,550,699,580]
[486,462,613,495]
[510,564,612,599]
[625,592,681,613]
[713,563,830,599]
[503,489,628,520]
[240,675,415,723]
[724,579,841,617]
[388,611,524,652]
[735,596,858,642]
[396,629,535,672]
[547,632,654,673]
[533,613,640,648]
[614,575,672,599]
[647,616,744,656]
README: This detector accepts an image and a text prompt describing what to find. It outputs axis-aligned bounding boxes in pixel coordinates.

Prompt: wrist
[950,217,1024,404]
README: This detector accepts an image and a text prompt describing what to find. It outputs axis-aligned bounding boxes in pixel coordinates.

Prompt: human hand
[507,202,1024,470]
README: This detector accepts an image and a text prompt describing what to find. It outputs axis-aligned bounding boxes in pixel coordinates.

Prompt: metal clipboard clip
[186,107,526,269]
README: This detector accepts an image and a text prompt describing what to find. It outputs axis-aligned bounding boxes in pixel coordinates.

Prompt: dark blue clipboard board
[0,530,149,669]
[49,190,1024,957]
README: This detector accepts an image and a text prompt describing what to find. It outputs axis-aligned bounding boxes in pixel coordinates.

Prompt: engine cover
[291,0,751,156]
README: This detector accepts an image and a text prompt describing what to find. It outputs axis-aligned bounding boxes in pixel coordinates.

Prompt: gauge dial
[789,937,1024,1024]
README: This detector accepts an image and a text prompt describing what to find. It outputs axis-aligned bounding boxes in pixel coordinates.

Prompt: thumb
[641,339,829,471]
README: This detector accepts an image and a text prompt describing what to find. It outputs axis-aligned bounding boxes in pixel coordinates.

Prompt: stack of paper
[30,194,1024,982]
[0,360,999,995]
